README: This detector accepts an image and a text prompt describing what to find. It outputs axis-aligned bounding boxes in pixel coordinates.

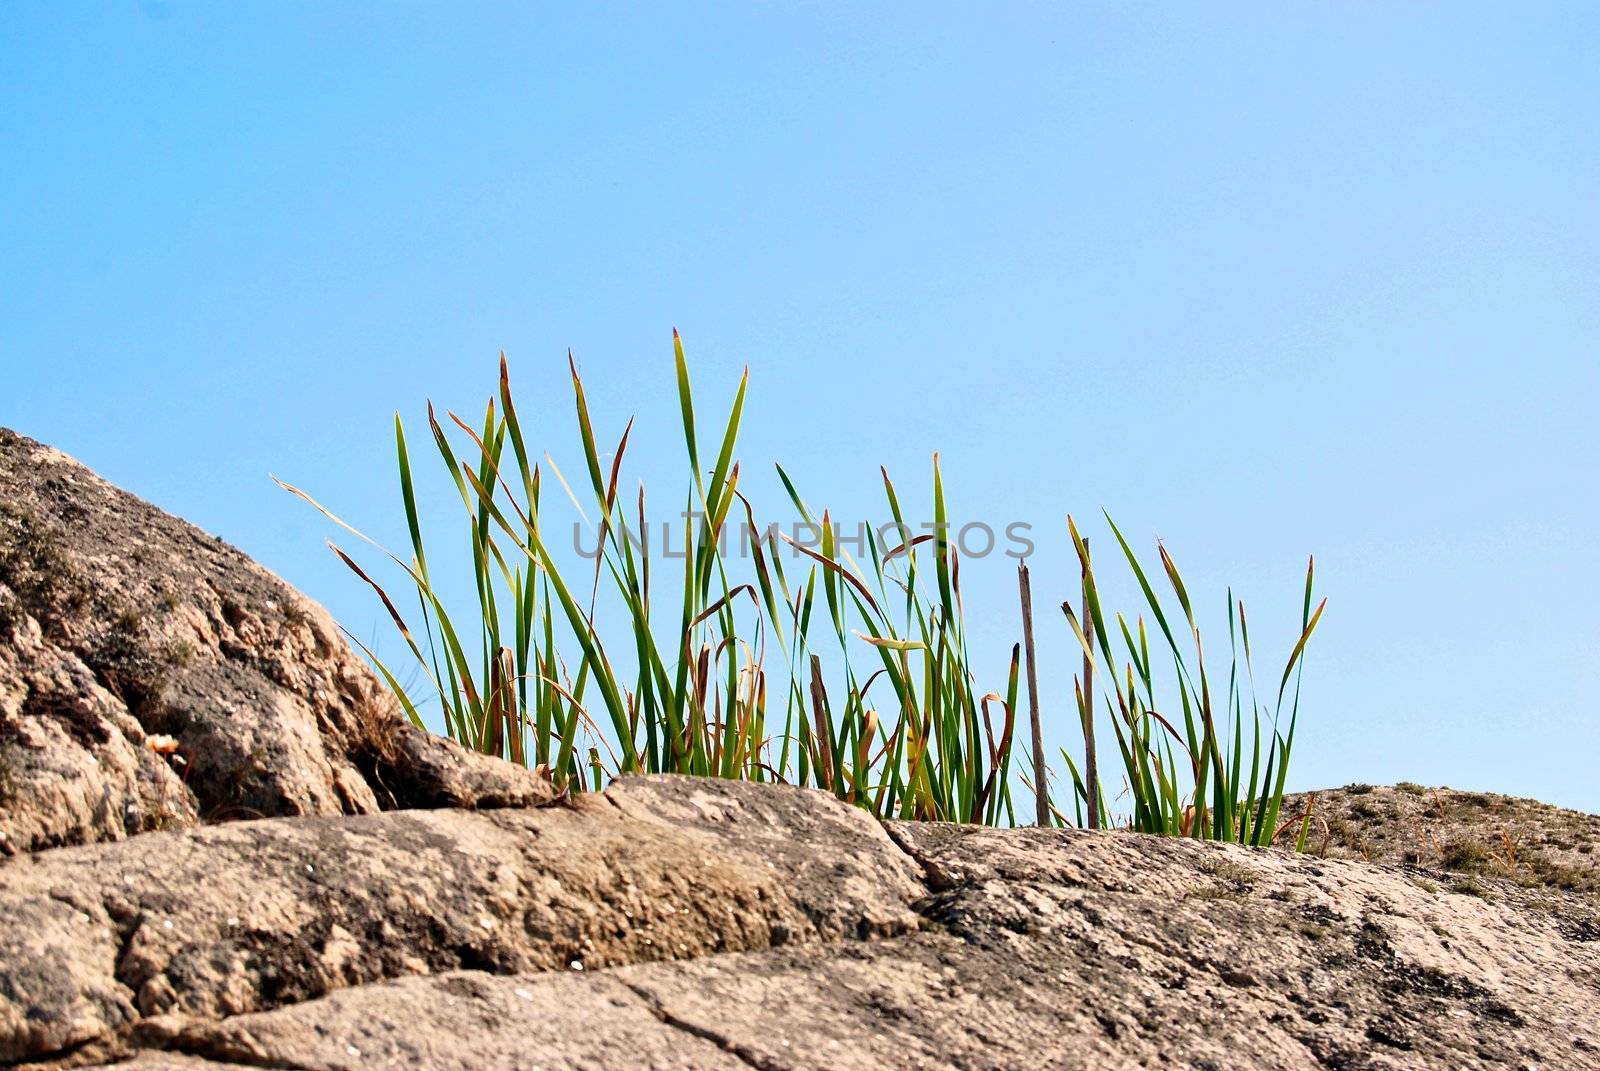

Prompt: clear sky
[3,4,1596,811]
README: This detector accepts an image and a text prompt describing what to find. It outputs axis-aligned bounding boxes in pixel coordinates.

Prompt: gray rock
[0,776,921,1066]
[0,429,551,856]
[2,775,1597,1068]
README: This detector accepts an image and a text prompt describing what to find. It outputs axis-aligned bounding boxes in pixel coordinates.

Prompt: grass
[0,588,19,635]
[1441,839,1491,873]
[94,607,171,715]
[285,332,1323,836]
[1052,514,1325,846]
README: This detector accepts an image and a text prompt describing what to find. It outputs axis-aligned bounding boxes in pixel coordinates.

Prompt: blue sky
[3,4,1596,811]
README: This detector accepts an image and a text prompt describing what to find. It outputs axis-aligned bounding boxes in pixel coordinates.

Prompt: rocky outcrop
[4,432,1598,1069]
[0,429,551,856]
[0,774,1595,1069]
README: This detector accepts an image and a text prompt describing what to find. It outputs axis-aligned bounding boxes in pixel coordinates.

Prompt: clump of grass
[1053,515,1325,846]
[286,332,1320,836]
[93,607,171,714]
[1518,853,1590,893]
[1441,839,1490,873]
[284,334,1017,823]
[0,587,20,635]
[1200,858,1261,890]
[1349,799,1386,822]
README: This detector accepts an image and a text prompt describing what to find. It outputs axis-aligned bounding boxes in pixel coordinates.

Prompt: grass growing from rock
[1053,519,1324,846]
[285,332,1323,835]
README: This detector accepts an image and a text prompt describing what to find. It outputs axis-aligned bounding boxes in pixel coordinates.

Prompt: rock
[0,429,551,855]
[3,433,1598,1069]
[0,776,921,1066]
[0,775,1595,1068]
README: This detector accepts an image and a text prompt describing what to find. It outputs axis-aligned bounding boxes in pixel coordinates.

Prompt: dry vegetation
[1289,783,1600,899]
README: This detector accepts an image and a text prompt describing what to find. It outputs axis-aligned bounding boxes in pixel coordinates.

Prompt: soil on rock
[1292,783,1600,899]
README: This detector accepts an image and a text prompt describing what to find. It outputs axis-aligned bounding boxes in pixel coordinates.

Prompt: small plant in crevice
[0,501,89,623]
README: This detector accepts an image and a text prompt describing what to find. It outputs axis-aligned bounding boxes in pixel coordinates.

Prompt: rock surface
[0,429,551,856]
[0,776,922,1066]
[4,433,1599,1069]
[0,775,1595,1069]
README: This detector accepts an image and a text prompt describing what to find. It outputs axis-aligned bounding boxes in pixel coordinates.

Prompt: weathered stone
[893,821,1600,1069]
[4,432,1599,1070]
[0,429,551,856]
[6,783,1583,1070]
[0,776,922,1065]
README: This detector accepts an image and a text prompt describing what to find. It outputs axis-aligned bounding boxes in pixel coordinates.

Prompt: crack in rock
[619,980,791,1071]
